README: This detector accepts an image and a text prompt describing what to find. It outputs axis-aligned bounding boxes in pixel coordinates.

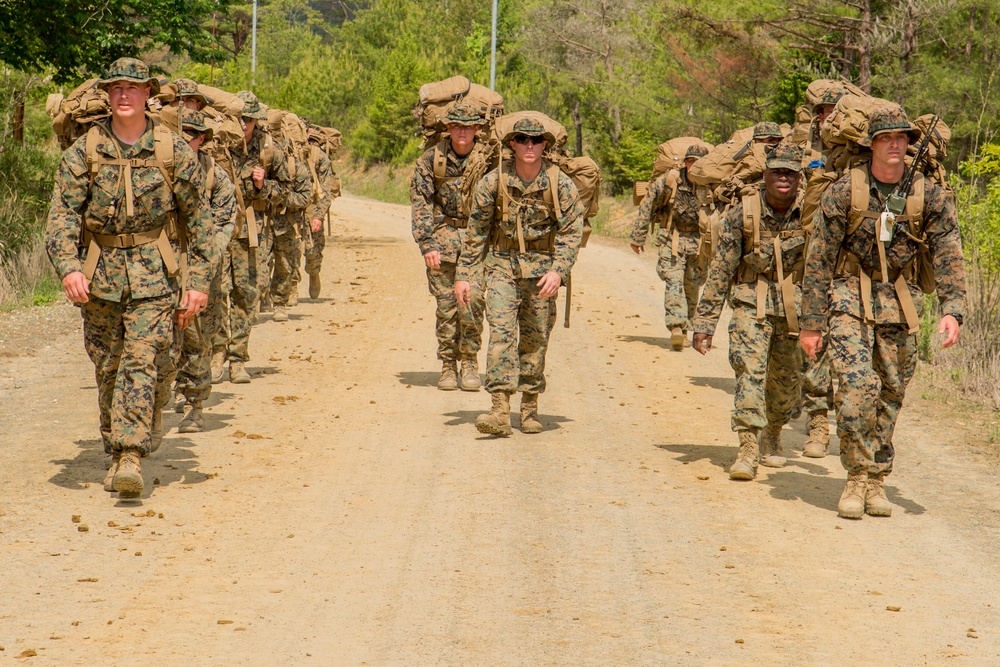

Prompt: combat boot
[288,290,299,307]
[149,408,164,453]
[178,404,204,434]
[230,361,251,384]
[865,471,893,517]
[273,305,289,322]
[670,327,685,351]
[476,392,512,437]
[174,389,186,413]
[802,411,831,458]
[729,430,759,480]
[520,392,543,434]
[837,470,868,519]
[438,360,459,391]
[103,452,121,492]
[759,423,786,468]
[308,272,321,299]
[211,348,226,384]
[113,447,144,499]
[460,356,481,391]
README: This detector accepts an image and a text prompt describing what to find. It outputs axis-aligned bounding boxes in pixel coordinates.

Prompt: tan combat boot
[103,452,121,492]
[113,447,144,499]
[178,404,205,434]
[308,272,321,299]
[865,471,893,517]
[438,360,459,391]
[670,327,685,351]
[759,423,786,468]
[476,391,512,437]
[273,305,289,322]
[460,356,481,392]
[802,411,830,458]
[729,430,759,480]
[230,361,251,384]
[837,470,868,519]
[211,348,226,384]
[149,408,164,453]
[174,389,186,413]
[520,392,543,434]
[288,290,299,307]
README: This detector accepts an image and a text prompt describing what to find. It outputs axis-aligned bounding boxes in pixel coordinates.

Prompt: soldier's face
[816,104,836,123]
[108,82,150,121]
[872,132,909,168]
[187,133,205,152]
[243,118,256,143]
[764,168,801,204]
[447,123,479,156]
[510,135,546,167]
[684,157,697,171]
[182,97,203,111]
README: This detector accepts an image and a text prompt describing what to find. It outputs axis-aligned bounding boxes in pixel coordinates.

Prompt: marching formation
[44,58,342,500]
[43,59,966,521]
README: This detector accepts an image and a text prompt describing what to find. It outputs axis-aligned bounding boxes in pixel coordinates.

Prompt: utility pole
[489,0,498,91]
[251,0,258,89]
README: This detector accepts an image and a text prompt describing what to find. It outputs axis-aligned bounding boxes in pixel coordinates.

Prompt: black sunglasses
[512,134,546,146]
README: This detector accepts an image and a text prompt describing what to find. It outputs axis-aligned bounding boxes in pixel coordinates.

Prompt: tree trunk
[966,7,975,58]
[901,0,916,74]
[572,100,583,157]
[13,98,24,144]
[858,0,872,93]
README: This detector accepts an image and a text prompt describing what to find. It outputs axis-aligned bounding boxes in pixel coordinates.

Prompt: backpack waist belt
[443,215,468,229]
[491,229,555,253]
[81,224,179,282]
[836,253,920,334]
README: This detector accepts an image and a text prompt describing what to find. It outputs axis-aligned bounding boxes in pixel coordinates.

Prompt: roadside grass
[338,156,412,206]
[0,237,60,311]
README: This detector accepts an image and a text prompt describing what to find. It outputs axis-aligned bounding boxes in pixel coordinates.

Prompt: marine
[455,115,585,436]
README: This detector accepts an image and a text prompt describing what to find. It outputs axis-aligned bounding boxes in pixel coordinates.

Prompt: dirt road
[2,194,1000,665]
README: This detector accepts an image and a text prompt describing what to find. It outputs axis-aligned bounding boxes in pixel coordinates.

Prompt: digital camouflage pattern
[410,139,486,361]
[98,57,160,93]
[271,156,312,306]
[801,344,833,415]
[753,122,784,139]
[304,146,336,277]
[629,168,706,330]
[693,195,807,334]
[46,118,214,455]
[726,303,804,431]
[458,159,585,394]
[802,167,967,475]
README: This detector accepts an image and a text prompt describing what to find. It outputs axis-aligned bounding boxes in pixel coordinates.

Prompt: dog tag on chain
[879,211,894,243]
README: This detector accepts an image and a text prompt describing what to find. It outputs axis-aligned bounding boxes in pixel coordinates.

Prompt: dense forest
[2,0,1000,404]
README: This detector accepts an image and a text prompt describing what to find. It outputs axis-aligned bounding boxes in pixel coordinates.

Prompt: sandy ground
[2,194,1000,665]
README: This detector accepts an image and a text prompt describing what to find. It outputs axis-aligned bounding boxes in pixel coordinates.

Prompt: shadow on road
[397,371,441,388]
[617,334,669,350]
[444,409,574,431]
[688,375,736,395]
[656,443,732,471]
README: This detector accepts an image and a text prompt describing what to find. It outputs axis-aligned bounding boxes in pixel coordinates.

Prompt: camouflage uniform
[409,103,487,381]
[45,68,215,458]
[629,161,708,336]
[173,143,238,409]
[215,92,291,367]
[693,142,807,477]
[270,155,312,309]
[301,143,337,292]
[458,154,585,395]
[801,132,966,481]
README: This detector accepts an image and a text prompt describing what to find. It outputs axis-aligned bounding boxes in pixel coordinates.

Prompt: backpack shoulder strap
[906,172,925,234]
[544,164,562,222]
[152,124,175,187]
[433,139,449,183]
[847,166,871,235]
[741,189,762,256]
[85,125,103,187]
[202,154,216,194]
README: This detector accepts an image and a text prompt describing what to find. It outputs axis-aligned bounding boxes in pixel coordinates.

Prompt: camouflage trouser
[82,292,175,455]
[271,229,300,306]
[483,257,556,394]
[727,303,804,432]
[174,266,226,406]
[426,261,484,362]
[214,236,259,362]
[256,223,274,308]
[802,341,834,415]
[657,247,705,331]
[828,312,917,476]
[304,224,325,276]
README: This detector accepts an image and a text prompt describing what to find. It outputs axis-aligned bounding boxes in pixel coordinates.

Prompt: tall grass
[338,156,413,206]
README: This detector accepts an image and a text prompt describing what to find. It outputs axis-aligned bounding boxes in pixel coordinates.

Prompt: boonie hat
[98,58,161,95]
[753,121,784,139]
[445,102,484,126]
[860,106,921,147]
[685,144,709,159]
[765,141,804,172]
[174,78,208,107]
[237,90,267,120]
[180,109,213,142]
[814,88,846,112]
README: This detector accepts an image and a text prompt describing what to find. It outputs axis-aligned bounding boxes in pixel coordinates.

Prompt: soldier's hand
[455,280,471,306]
[692,333,712,355]
[799,329,823,360]
[252,166,266,190]
[176,290,209,329]
[630,243,644,254]
[62,271,90,304]
[939,315,961,349]
[311,218,322,233]
[423,250,441,269]
[537,271,561,298]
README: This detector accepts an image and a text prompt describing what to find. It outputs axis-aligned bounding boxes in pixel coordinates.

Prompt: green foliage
[591,126,659,192]
[0,143,59,259]
[768,69,812,125]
